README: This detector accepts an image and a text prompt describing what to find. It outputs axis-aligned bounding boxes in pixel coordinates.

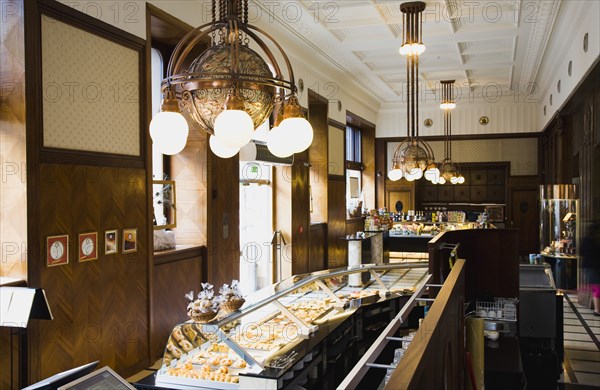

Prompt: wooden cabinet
[415,163,508,208]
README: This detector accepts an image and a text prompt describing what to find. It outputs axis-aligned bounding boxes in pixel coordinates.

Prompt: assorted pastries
[165,342,246,384]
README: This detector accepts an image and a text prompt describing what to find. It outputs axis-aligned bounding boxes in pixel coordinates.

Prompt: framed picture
[47,235,69,267]
[123,228,137,254]
[78,232,98,262]
[486,206,504,222]
[105,229,118,255]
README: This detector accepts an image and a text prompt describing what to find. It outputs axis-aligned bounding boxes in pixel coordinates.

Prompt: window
[346,126,362,163]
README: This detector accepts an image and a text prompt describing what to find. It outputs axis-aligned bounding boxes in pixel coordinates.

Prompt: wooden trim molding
[154,245,204,266]
[378,131,541,143]
[346,110,376,131]
[328,118,346,130]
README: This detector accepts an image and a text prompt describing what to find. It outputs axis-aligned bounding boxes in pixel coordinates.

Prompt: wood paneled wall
[151,248,204,361]
[291,150,311,276]
[539,62,600,307]
[308,90,328,225]
[0,0,27,281]
[308,223,327,272]
[32,165,150,379]
[207,153,240,288]
[24,0,151,383]
[327,176,347,268]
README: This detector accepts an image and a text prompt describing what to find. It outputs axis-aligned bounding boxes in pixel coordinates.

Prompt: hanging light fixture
[437,80,465,185]
[149,0,313,157]
[388,2,435,182]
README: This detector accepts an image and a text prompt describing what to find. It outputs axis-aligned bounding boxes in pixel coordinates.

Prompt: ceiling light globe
[399,44,409,56]
[424,166,440,182]
[458,176,465,184]
[267,126,295,158]
[388,169,403,181]
[438,177,446,184]
[149,111,189,155]
[416,43,426,55]
[450,176,459,184]
[281,117,313,153]
[209,134,239,158]
[214,109,254,149]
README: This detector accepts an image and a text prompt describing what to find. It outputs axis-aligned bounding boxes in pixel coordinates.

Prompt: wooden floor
[559,294,600,388]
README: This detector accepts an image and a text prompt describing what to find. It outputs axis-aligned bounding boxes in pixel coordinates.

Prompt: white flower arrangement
[185,283,220,319]
[219,280,244,303]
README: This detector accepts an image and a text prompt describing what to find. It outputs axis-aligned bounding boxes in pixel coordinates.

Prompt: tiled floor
[560,294,600,388]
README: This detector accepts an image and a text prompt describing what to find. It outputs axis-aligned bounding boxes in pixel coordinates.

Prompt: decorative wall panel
[41,15,140,155]
[32,164,149,380]
[387,138,538,176]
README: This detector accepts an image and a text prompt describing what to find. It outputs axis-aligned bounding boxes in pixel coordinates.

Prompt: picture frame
[47,235,69,267]
[122,228,137,254]
[78,232,98,262]
[486,205,504,222]
[104,229,118,255]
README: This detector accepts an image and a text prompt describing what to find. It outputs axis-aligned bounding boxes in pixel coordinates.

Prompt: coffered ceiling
[257,0,562,103]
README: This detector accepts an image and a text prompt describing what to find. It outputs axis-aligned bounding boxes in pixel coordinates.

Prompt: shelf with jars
[134,263,430,390]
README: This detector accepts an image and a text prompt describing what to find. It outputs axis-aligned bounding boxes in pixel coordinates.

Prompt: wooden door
[388,189,413,213]
[510,189,539,256]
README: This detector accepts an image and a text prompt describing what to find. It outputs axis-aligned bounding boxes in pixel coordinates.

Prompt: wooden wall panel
[327,177,347,268]
[32,164,149,380]
[362,128,375,211]
[151,253,203,361]
[375,139,386,209]
[308,223,327,272]
[308,91,328,225]
[0,0,27,281]
[207,153,239,288]
[291,151,310,276]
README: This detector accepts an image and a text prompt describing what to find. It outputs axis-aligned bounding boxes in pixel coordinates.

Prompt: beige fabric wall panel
[41,15,140,155]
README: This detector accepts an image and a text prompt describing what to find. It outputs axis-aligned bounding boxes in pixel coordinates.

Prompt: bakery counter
[133,263,429,390]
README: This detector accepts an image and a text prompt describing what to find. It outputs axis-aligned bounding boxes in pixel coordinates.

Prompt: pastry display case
[540,185,578,258]
[152,263,429,390]
[539,184,579,290]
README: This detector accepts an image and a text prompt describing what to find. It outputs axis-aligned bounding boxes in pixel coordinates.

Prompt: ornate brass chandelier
[149,0,313,157]
[388,1,435,182]
[437,80,464,185]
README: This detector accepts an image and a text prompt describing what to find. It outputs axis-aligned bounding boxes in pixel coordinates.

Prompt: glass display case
[539,184,579,289]
[154,263,429,389]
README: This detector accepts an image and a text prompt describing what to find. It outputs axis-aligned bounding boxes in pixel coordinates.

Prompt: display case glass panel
[540,185,578,258]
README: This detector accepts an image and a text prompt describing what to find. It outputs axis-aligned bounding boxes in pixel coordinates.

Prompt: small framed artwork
[123,228,137,253]
[78,232,98,262]
[105,229,118,255]
[486,206,504,222]
[47,235,69,267]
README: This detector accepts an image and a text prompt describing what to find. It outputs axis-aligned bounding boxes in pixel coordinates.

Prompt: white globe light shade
[149,111,189,155]
[458,176,465,184]
[214,109,254,149]
[280,117,313,153]
[417,43,426,55]
[404,168,422,182]
[438,177,446,185]
[267,126,295,158]
[450,176,459,184]
[399,44,409,56]
[387,169,403,181]
[424,167,440,182]
[209,135,239,158]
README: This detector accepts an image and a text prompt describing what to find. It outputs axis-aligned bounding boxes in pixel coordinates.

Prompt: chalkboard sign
[58,367,134,390]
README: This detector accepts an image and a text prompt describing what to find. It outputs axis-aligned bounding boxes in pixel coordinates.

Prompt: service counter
[132,263,429,390]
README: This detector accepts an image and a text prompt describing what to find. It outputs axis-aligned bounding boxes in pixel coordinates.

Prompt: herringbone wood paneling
[152,255,203,361]
[33,164,149,380]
